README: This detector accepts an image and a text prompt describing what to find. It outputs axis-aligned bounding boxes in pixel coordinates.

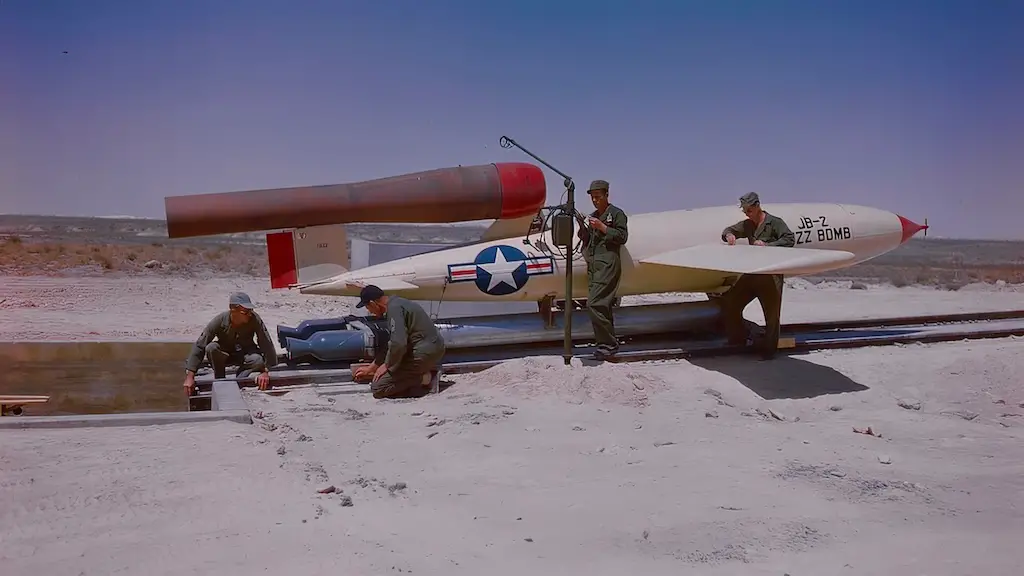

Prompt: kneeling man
[354,285,446,399]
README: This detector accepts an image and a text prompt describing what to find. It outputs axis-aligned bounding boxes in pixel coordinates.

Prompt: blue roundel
[473,245,530,296]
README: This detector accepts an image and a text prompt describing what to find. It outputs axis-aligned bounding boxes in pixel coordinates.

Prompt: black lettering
[798,216,813,230]
[819,216,828,227]
[317,242,328,248]
[817,226,852,242]
[796,230,812,244]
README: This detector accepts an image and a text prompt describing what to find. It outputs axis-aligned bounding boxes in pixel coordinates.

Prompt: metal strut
[500,135,578,366]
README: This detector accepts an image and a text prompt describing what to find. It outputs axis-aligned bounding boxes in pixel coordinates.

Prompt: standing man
[353,284,446,399]
[183,292,278,395]
[719,192,795,360]
[581,179,629,360]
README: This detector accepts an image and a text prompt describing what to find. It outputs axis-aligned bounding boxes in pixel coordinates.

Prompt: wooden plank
[0,395,50,403]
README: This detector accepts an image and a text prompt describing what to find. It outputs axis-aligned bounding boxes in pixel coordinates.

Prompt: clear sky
[1,0,1021,239]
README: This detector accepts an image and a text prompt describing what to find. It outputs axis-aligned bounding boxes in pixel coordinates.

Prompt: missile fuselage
[291,202,927,301]
[164,162,546,238]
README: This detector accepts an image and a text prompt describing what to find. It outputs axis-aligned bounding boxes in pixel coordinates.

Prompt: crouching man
[182,292,279,395]
[352,285,446,399]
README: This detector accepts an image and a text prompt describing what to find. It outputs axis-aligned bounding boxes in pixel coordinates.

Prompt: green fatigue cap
[739,192,760,208]
[588,179,610,193]
[229,291,255,309]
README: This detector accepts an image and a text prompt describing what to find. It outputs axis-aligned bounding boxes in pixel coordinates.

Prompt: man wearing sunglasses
[183,292,279,395]
[718,192,795,360]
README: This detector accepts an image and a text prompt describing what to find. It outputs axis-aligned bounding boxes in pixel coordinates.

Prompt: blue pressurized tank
[276,317,353,349]
[280,315,389,364]
[276,300,723,365]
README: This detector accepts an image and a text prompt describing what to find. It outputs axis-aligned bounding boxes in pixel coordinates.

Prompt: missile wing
[298,275,420,292]
[640,243,857,276]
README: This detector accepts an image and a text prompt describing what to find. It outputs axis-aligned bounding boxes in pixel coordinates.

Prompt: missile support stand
[500,135,578,365]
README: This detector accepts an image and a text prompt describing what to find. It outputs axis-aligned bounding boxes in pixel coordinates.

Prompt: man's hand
[587,216,607,233]
[256,370,271,391]
[753,240,766,246]
[353,362,377,382]
[372,363,389,383]
[183,373,195,396]
[725,233,737,245]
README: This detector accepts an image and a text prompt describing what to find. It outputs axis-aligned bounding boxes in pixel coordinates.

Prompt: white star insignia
[476,248,522,292]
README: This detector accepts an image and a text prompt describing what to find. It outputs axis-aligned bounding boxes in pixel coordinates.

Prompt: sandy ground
[2,337,1024,574]
[1,274,1022,342]
[2,275,1024,574]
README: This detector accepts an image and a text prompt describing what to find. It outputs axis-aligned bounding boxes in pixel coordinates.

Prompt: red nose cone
[897,215,928,243]
[494,162,547,219]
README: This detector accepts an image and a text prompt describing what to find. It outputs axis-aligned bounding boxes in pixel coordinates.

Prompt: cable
[497,135,588,261]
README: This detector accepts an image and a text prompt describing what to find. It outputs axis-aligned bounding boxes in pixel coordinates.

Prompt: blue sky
[1,0,1021,239]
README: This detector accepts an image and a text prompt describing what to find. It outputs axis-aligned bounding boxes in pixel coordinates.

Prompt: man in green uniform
[718,192,795,360]
[182,292,279,395]
[581,179,629,360]
[354,284,446,399]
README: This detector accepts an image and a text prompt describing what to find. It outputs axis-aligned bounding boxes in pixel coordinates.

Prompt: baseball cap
[356,284,385,308]
[739,192,760,208]
[229,292,255,309]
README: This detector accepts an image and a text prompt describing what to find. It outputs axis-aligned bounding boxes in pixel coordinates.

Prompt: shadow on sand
[690,353,869,400]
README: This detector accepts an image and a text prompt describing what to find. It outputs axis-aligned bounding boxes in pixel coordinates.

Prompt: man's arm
[184,315,221,374]
[721,220,747,242]
[767,217,795,247]
[370,321,389,366]
[382,306,409,372]
[604,208,628,248]
[253,314,279,369]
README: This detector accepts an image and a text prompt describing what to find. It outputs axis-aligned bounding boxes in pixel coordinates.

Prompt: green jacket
[583,204,629,263]
[721,213,795,247]
[383,296,445,370]
[185,310,279,373]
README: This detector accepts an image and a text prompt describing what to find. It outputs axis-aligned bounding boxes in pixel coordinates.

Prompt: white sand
[2,275,1024,573]
[3,339,1024,574]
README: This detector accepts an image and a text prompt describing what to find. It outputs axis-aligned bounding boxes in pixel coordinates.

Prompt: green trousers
[205,341,266,379]
[370,346,445,399]
[719,274,784,359]
[586,255,622,355]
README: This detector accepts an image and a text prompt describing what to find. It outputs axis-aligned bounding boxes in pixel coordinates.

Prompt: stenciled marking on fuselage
[446,244,555,296]
[794,215,852,245]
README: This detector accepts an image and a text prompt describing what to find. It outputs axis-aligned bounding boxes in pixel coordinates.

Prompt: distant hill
[0,214,488,246]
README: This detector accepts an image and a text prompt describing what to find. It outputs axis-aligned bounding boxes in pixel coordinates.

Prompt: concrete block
[211,380,249,412]
[0,409,252,430]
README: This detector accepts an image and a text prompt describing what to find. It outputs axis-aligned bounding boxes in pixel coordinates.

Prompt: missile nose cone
[897,215,928,243]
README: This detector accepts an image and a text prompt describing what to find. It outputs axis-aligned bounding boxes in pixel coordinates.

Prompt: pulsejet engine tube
[163,162,547,239]
[277,300,724,365]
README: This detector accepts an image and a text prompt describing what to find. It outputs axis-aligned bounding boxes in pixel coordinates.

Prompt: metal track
[190,310,1024,397]
[782,308,1024,332]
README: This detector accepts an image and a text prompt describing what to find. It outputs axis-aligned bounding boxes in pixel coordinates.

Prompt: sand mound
[455,355,670,407]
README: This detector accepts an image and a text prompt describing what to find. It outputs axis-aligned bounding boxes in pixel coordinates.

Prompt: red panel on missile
[266,230,298,289]
[164,163,548,238]
[495,162,547,219]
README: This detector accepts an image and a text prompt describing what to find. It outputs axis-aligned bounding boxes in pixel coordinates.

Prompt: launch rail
[188,309,1024,402]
